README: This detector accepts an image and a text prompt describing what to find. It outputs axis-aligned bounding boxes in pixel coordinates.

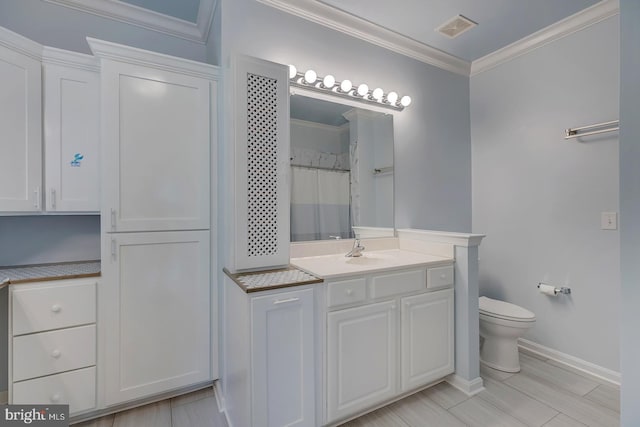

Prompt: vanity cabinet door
[400,288,454,392]
[0,29,42,212]
[251,288,315,427]
[232,55,290,271]
[327,300,397,423]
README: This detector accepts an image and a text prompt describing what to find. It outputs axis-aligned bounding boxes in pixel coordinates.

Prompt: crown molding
[256,0,470,76]
[44,0,217,44]
[87,37,221,79]
[0,25,43,60]
[471,0,619,76]
[42,46,100,72]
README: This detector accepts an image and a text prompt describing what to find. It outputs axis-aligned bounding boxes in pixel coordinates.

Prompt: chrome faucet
[345,239,365,257]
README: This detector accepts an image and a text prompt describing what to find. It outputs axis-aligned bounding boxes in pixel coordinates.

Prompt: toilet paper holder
[538,282,571,295]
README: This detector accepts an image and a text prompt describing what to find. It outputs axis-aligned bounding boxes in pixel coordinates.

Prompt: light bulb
[304,69,317,84]
[323,74,336,88]
[400,95,412,107]
[340,79,353,93]
[357,83,369,97]
[288,65,297,79]
[372,87,384,101]
[386,91,398,104]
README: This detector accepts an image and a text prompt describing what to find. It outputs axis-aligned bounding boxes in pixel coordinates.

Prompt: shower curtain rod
[291,164,350,173]
[565,120,619,139]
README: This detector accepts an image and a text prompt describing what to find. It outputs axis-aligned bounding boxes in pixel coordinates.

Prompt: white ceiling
[119,0,201,23]
[112,0,602,62]
[318,0,601,61]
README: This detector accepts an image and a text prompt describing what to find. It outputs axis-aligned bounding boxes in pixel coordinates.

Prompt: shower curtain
[290,166,352,241]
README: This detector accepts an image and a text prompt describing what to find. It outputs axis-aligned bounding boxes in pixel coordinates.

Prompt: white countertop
[290,249,453,279]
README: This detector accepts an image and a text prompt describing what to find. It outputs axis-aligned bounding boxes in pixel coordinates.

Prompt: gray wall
[471,16,620,371]
[620,0,640,424]
[0,216,101,266]
[220,0,472,233]
[0,0,208,61]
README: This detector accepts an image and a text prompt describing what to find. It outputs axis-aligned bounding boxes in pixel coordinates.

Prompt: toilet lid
[479,296,536,321]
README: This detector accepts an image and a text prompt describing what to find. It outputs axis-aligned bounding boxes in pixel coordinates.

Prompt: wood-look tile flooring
[73,352,619,427]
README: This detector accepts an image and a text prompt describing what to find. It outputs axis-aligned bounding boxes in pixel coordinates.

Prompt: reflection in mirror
[290,94,394,242]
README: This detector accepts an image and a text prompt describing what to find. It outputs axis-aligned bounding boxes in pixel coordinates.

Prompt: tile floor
[73,352,620,427]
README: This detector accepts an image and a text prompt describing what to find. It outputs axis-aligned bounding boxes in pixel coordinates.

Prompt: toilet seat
[479,296,535,322]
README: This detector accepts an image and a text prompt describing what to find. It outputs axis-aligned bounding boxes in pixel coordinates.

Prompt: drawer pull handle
[346,289,353,296]
[50,393,61,403]
[440,274,447,280]
[51,349,61,359]
[273,297,299,305]
[51,304,61,313]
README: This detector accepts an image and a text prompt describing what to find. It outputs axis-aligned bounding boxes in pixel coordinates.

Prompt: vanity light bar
[288,65,411,111]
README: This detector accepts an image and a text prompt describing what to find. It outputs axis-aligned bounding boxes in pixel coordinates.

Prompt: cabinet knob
[405,302,411,307]
[51,349,61,359]
[346,289,353,296]
[391,305,396,310]
[51,304,61,313]
[440,274,447,280]
[50,393,61,403]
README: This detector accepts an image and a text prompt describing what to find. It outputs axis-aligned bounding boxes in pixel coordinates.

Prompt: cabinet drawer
[427,265,454,289]
[369,269,425,300]
[12,366,96,415]
[13,325,96,382]
[327,278,367,307]
[12,281,96,335]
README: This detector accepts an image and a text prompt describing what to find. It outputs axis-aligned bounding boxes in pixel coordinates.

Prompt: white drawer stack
[9,279,98,415]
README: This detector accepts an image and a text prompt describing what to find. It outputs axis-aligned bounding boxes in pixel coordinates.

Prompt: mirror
[290,94,394,242]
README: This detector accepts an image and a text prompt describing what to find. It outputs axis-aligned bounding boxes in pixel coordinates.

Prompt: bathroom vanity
[222,241,456,426]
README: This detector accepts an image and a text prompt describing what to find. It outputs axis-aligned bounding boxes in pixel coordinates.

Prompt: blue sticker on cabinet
[70,153,84,167]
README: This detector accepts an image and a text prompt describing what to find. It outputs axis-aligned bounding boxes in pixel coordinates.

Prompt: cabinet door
[400,289,454,392]
[251,288,315,427]
[233,56,290,270]
[44,60,100,212]
[101,60,211,232]
[327,300,397,423]
[101,231,210,405]
[0,35,42,211]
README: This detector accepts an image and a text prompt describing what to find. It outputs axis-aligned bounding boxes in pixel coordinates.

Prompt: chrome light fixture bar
[288,65,411,111]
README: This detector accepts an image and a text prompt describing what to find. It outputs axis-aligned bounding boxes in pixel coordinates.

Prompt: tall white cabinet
[229,56,290,271]
[0,27,42,212]
[88,38,220,406]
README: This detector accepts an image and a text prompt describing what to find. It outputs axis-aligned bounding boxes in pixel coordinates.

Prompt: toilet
[479,296,536,373]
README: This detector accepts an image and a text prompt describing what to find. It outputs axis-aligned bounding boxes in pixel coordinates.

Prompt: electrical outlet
[601,212,618,230]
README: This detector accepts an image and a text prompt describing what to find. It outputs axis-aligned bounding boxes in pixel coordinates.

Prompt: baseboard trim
[0,390,7,404]
[445,374,485,396]
[518,338,621,386]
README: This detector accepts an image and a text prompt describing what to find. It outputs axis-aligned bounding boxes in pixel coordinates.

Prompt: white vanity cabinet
[8,279,98,415]
[42,47,100,212]
[0,27,42,212]
[223,277,317,427]
[324,264,455,424]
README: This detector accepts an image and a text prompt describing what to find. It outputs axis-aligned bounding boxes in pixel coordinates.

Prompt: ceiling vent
[436,15,477,39]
